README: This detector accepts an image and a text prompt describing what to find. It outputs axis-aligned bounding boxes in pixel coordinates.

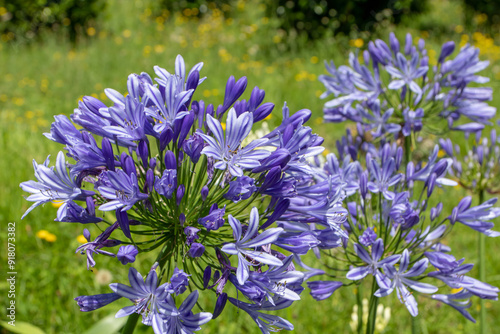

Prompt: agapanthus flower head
[319,33,496,138]
[22,55,342,333]
[302,128,499,326]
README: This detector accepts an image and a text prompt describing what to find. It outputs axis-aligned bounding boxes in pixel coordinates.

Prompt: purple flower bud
[184,226,200,245]
[179,213,186,226]
[307,281,342,301]
[75,293,121,312]
[217,76,248,117]
[164,150,176,170]
[251,102,273,123]
[101,137,115,171]
[213,292,228,319]
[159,126,173,152]
[418,38,425,51]
[395,147,403,170]
[177,112,195,149]
[248,86,265,112]
[137,140,149,168]
[116,209,131,238]
[83,228,91,241]
[117,245,139,265]
[146,169,154,193]
[120,153,136,176]
[201,185,209,201]
[203,266,212,289]
[439,41,455,63]
[252,148,291,173]
[404,33,412,55]
[261,199,290,230]
[477,145,484,165]
[490,129,497,144]
[360,171,368,199]
[389,32,400,54]
[189,242,205,257]
[186,69,200,92]
[176,184,185,206]
[83,96,106,114]
[149,157,157,169]
[426,172,437,197]
[363,50,371,65]
[430,202,443,221]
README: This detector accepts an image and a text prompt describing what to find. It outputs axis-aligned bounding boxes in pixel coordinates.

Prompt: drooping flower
[20,152,94,220]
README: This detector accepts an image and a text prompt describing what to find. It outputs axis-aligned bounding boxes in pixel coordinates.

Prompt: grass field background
[1,0,499,333]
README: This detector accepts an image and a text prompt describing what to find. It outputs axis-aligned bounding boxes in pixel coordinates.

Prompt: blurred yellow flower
[36,230,50,239]
[45,233,57,243]
[122,29,132,38]
[77,235,87,244]
[87,27,96,37]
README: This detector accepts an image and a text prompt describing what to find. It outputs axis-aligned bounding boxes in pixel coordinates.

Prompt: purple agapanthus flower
[58,198,102,224]
[76,223,121,269]
[75,293,122,312]
[103,96,148,142]
[221,207,283,284]
[199,108,271,177]
[432,290,476,323]
[20,151,94,220]
[197,204,225,231]
[166,268,190,296]
[98,169,149,211]
[367,157,402,200]
[386,52,428,95]
[224,176,257,202]
[375,249,437,316]
[307,281,343,301]
[111,267,170,334]
[154,169,177,199]
[450,197,500,236]
[159,290,212,334]
[346,238,400,288]
[228,297,295,334]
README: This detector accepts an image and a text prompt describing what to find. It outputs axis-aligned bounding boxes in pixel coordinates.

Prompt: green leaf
[0,321,46,334]
[82,314,127,334]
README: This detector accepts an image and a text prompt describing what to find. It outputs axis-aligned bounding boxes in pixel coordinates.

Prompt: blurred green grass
[1,0,499,333]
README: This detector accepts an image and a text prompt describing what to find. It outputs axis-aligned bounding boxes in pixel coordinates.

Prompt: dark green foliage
[264,0,429,39]
[0,0,106,42]
[464,0,500,27]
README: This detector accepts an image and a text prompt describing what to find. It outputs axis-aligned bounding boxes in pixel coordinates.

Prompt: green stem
[366,278,379,334]
[120,313,140,334]
[412,315,421,334]
[479,189,486,334]
[356,286,363,334]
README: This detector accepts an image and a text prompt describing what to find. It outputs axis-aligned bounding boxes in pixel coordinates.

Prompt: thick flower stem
[121,313,140,334]
[356,286,363,334]
[479,189,486,334]
[366,278,379,334]
[411,315,421,334]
